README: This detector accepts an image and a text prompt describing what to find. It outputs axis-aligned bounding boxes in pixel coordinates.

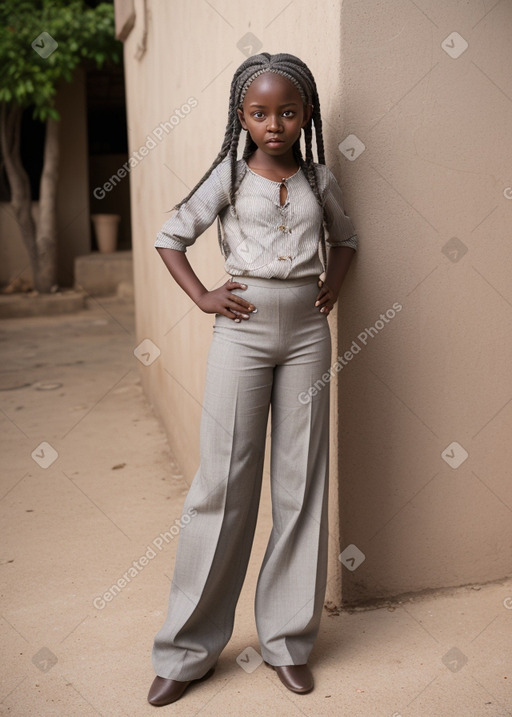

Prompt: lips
[266,138,284,144]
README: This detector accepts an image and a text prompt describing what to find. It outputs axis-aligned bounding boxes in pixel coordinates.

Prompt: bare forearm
[325,246,356,300]
[155,247,207,304]
[155,247,256,321]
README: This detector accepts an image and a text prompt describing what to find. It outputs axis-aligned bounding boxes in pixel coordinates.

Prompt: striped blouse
[154,157,358,280]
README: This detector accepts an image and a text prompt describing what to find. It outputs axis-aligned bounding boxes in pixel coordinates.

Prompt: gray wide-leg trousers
[152,275,332,681]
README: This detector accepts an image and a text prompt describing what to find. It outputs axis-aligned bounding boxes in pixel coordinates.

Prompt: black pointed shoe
[265,662,314,694]
[147,666,216,706]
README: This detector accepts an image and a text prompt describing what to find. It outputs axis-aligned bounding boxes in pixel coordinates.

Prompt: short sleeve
[321,167,359,251]
[154,162,230,252]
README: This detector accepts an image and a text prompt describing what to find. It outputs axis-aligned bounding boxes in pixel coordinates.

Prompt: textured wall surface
[337,0,512,603]
[119,0,512,604]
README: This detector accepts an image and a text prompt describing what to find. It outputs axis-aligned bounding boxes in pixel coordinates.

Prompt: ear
[301,103,313,128]
[237,107,248,131]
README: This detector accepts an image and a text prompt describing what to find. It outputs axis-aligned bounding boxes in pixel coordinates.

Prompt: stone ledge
[0,290,87,319]
[75,250,133,296]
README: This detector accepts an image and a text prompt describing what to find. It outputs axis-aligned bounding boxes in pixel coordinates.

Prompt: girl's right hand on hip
[195,280,257,322]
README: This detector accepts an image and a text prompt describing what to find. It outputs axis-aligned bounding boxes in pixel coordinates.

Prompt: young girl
[148,52,358,707]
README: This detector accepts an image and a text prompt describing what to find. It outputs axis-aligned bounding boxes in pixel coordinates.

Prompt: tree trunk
[36,116,60,292]
[0,103,39,284]
[0,105,61,293]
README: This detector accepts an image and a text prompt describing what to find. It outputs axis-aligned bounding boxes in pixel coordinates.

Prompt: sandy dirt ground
[0,295,510,716]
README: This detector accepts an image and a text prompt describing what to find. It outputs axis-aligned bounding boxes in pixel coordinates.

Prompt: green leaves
[0,0,121,120]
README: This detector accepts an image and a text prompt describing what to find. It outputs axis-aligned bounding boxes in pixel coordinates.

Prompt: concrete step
[0,290,87,319]
[74,250,134,296]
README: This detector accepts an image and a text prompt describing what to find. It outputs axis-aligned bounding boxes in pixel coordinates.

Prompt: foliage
[0,0,122,121]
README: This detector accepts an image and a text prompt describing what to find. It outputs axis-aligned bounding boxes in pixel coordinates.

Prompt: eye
[282,110,295,117]
[252,111,264,119]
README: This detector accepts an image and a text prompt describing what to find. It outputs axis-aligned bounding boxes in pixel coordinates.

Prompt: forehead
[243,72,303,105]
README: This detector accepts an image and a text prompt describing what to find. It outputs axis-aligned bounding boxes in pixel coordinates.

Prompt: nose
[267,114,282,132]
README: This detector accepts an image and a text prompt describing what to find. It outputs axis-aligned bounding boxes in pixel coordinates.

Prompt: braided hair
[174,52,330,269]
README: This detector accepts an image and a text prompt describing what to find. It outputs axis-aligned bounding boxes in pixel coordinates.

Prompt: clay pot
[91,214,121,253]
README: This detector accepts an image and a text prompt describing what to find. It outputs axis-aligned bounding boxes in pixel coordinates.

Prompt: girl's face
[237,72,312,159]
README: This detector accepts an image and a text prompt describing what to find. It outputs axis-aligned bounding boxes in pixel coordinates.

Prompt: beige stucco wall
[118,0,512,605]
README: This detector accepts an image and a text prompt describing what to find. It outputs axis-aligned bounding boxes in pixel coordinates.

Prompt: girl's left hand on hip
[315,281,336,315]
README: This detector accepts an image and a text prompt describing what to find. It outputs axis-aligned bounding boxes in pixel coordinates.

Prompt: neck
[248,148,299,173]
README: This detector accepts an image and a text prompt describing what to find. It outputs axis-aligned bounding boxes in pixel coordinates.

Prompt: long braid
[172,52,330,268]
[242,131,257,160]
